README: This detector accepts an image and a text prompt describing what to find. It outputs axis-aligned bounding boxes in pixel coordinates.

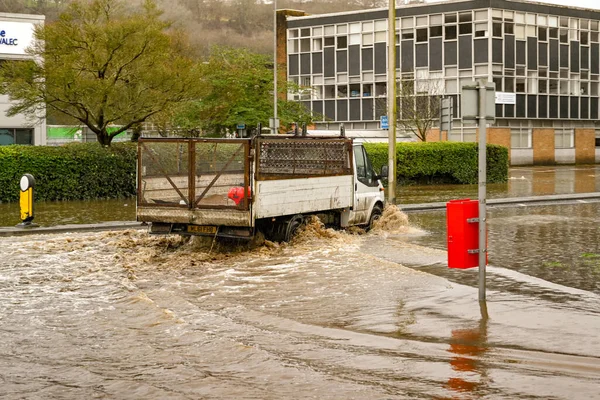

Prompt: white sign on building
[495,92,517,105]
[0,21,35,55]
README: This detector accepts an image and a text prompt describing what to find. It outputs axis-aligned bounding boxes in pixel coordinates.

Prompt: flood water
[1,209,599,399]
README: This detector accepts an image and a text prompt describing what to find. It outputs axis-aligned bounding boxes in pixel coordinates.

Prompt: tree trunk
[97,130,113,147]
[130,124,143,142]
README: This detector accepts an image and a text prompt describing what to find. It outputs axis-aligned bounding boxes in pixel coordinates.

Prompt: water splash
[372,204,411,234]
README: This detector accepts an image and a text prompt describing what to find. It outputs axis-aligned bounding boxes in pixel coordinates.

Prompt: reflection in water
[399,165,600,204]
[445,302,489,398]
[407,203,600,294]
[0,197,135,227]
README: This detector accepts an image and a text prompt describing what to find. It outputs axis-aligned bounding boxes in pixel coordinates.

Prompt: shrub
[364,142,509,184]
[0,141,508,203]
[0,142,137,202]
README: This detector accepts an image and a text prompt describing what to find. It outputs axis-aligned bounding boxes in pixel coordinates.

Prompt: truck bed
[254,175,353,219]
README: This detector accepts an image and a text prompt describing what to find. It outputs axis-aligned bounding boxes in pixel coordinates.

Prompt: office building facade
[0,12,45,146]
[279,0,600,164]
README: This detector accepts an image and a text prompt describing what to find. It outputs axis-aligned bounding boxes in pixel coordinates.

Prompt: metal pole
[478,81,487,301]
[273,0,278,134]
[439,98,443,141]
[387,0,397,205]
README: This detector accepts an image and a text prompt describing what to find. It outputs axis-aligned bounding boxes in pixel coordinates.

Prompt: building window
[555,129,574,148]
[492,22,501,37]
[430,26,443,38]
[402,29,414,40]
[313,38,322,51]
[445,25,457,40]
[300,38,310,52]
[0,128,33,145]
[459,22,472,35]
[510,127,531,148]
[539,27,547,42]
[375,82,386,96]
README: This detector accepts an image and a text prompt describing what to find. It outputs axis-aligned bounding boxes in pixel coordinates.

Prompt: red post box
[446,199,484,269]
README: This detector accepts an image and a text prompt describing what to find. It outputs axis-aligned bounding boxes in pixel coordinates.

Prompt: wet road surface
[1,210,599,399]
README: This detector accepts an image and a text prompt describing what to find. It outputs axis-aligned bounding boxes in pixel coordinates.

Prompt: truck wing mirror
[380,165,389,178]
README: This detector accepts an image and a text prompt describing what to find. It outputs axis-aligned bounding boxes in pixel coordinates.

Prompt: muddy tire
[284,214,304,242]
[367,204,383,231]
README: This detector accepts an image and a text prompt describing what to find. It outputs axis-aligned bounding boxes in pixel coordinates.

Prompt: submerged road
[0,208,599,399]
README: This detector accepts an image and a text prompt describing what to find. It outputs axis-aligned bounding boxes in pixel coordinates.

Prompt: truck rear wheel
[284,214,305,242]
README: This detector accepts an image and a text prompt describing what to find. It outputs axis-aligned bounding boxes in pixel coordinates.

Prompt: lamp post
[387,0,397,204]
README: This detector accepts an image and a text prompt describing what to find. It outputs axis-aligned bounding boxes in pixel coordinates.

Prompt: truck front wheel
[367,204,383,231]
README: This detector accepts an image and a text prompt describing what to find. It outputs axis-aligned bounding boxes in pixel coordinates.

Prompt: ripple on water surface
[0,208,599,399]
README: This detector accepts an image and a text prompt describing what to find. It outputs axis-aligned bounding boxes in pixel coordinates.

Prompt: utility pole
[387,0,397,204]
[273,0,278,134]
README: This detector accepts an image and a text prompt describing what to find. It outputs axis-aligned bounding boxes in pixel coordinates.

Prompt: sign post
[460,81,495,301]
[440,97,453,140]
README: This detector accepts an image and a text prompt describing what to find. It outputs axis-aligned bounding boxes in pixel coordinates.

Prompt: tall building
[0,12,45,146]
[279,0,600,165]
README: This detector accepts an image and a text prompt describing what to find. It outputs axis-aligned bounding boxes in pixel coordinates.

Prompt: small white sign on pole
[495,92,517,105]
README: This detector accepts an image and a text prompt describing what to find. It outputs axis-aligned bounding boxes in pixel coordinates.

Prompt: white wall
[0,12,45,145]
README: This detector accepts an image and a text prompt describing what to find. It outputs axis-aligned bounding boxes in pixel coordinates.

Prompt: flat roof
[287,0,600,28]
[0,12,45,21]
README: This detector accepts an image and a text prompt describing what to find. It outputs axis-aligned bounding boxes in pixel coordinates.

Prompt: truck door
[353,144,379,224]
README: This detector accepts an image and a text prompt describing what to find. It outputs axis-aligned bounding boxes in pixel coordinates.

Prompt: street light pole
[387,0,397,204]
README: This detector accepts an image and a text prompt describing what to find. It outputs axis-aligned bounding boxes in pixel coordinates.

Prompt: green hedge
[0,141,508,202]
[364,142,509,184]
[0,142,137,202]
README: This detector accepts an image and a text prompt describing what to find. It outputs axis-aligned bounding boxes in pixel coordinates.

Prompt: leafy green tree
[170,46,315,136]
[0,0,205,146]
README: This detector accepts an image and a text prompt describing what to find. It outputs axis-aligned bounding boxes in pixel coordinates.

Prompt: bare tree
[396,74,444,142]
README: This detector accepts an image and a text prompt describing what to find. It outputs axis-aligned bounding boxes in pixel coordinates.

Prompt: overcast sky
[427,0,600,10]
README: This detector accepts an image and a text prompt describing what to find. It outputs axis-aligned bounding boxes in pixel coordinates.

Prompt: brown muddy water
[1,210,599,399]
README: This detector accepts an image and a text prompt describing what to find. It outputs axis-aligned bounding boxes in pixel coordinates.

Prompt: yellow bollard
[18,174,37,227]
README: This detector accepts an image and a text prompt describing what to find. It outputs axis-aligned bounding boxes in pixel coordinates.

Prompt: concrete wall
[510,149,533,165]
